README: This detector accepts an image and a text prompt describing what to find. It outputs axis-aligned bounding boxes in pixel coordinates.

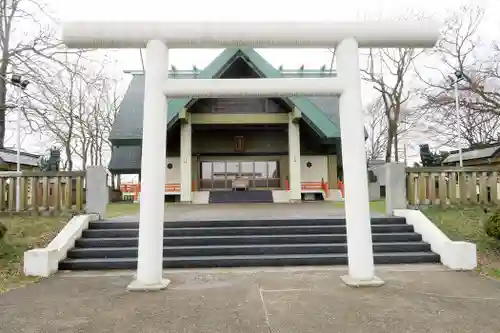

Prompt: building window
[267,161,280,187]
[199,160,280,190]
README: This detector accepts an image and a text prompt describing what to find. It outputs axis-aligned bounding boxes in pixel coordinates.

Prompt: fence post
[85,166,108,218]
[385,162,407,216]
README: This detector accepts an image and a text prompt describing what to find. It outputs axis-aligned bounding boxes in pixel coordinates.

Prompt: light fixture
[11,74,30,90]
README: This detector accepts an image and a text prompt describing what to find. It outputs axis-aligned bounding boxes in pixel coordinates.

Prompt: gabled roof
[443,144,500,164]
[110,48,342,143]
[0,148,41,166]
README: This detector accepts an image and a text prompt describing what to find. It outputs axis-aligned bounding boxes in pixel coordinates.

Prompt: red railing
[165,183,181,192]
[120,182,184,201]
[300,179,329,196]
[337,179,344,198]
[285,178,330,196]
[322,178,329,197]
[120,184,139,193]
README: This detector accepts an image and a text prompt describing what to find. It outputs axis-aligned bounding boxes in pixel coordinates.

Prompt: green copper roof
[165,48,240,125]
[167,48,340,138]
[110,48,342,143]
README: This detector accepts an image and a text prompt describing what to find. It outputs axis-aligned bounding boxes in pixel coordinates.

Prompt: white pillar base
[340,275,384,288]
[127,278,170,292]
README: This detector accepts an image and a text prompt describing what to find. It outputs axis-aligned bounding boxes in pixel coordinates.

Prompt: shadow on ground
[1,265,500,332]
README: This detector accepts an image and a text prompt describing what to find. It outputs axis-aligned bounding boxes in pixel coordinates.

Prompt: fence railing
[406,166,500,206]
[0,170,86,214]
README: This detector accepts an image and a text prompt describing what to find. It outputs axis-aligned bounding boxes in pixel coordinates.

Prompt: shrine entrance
[200,160,280,190]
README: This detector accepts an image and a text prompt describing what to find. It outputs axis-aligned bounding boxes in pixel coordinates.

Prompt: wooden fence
[0,171,86,215]
[406,167,500,206]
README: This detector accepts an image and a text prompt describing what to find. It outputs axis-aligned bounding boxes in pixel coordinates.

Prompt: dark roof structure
[442,144,500,164]
[0,148,41,166]
[108,48,372,173]
[108,145,141,173]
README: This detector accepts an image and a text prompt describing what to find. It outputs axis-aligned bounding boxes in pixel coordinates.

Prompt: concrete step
[208,190,273,204]
[75,233,424,248]
[60,214,441,271]
[59,252,441,270]
[66,242,432,258]
[88,217,408,229]
[81,224,415,238]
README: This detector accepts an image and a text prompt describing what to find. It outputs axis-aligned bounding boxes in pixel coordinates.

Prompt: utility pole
[10,74,30,212]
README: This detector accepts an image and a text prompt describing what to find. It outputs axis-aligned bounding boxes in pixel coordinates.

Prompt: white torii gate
[62,21,439,291]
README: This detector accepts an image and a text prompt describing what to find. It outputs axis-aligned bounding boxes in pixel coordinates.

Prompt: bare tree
[25,52,87,170]
[0,0,72,148]
[364,97,388,161]
[362,47,421,162]
[417,6,500,147]
[364,96,421,162]
[419,91,500,147]
[80,76,120,167]
[25,52,121,170]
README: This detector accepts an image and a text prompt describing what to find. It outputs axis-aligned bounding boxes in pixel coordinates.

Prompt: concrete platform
[108,202,383,222]
[1,265,499,332]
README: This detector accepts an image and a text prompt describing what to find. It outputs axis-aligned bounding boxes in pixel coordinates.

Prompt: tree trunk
[65,145,73,171]
[385,129,394,162]
[394,130,399,162]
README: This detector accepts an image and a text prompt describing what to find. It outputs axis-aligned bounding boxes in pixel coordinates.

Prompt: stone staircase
[59,216,440,270]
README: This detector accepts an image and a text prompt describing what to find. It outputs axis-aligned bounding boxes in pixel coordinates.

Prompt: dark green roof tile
[108,145,142,172]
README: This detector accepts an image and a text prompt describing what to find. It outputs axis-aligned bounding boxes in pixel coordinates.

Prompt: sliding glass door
[200,160,280,190]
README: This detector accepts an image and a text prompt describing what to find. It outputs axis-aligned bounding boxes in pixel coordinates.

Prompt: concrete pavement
[1,265,499,332]
[108,202,384,222]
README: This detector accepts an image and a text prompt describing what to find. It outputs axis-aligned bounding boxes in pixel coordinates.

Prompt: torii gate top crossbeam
[62,21,440,49]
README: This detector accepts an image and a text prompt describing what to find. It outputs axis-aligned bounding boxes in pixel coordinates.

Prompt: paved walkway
[1,265,500,332]
[109,202,383,222]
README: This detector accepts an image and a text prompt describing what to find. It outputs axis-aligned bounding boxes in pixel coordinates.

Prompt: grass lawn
[0,203,141,293]
[106,202,139,218]
[422,206,500,279]
[333,200,386,214]
[0,215,69,293]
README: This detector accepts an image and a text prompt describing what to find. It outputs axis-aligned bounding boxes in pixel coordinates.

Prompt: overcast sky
[58,0,496,71]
